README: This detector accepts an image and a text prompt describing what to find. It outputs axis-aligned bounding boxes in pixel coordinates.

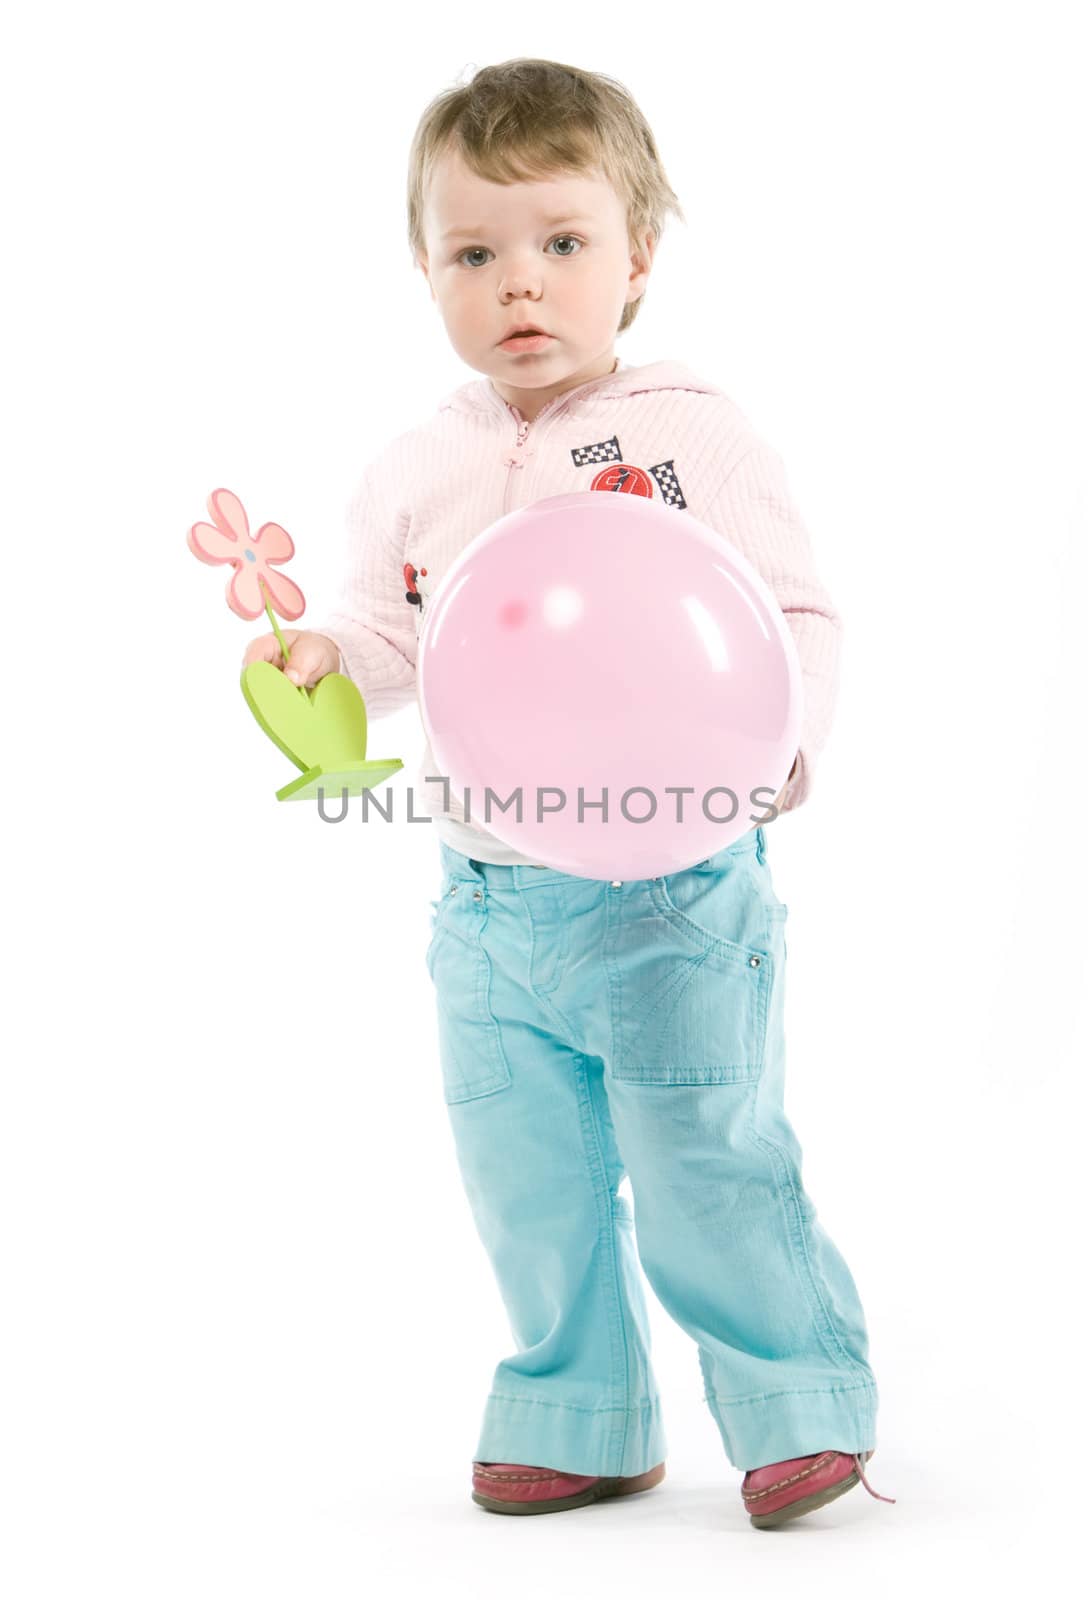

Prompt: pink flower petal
[252,519,295,564]
[226,562,268,620]
[208,488,250,542]
[187,519,240,565]
[258,566,306,621]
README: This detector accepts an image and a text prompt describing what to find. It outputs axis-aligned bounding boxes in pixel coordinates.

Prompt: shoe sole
[472,1460,666,1515]
[748,1463,863,1529]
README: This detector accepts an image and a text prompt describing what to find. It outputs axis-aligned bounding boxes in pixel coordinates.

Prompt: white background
[3,2,1085,1594]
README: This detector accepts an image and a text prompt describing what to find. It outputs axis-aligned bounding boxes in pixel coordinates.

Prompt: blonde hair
[406,57,686,335]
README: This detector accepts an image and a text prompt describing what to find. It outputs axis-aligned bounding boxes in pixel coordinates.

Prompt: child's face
[418,147,654,419]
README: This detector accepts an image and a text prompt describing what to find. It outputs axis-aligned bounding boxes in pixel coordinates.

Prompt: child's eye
[455,235,584,268]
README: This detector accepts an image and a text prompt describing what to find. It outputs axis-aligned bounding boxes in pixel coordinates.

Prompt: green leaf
[240,662,369,771]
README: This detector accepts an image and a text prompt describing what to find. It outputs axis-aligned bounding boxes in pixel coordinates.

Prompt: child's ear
[639,231,657,276]
[626,231,656,303]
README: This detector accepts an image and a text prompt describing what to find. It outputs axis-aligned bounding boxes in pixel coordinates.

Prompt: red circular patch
[589,463,653,496]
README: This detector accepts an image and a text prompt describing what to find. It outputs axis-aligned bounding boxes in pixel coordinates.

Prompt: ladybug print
[404,562,428,614]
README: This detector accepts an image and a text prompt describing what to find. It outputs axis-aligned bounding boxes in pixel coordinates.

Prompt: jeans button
[473,889,483,901]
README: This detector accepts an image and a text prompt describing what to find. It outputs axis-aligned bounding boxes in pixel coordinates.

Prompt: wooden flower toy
[187,487,403,801]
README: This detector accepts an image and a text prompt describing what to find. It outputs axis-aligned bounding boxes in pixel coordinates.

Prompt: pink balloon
[418,492,802,880]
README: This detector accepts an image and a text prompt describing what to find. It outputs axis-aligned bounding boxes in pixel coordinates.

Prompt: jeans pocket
[609,867,774,1086]
[426,879,513,1104]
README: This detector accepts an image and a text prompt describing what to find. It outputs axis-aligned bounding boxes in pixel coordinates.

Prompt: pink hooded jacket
[314,356,844,867]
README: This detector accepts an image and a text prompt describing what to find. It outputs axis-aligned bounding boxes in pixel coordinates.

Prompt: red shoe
[742,1448,896,1528]
[471,1459,666,1515]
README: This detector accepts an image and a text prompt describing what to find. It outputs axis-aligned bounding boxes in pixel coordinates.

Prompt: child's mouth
[499,332,554,351]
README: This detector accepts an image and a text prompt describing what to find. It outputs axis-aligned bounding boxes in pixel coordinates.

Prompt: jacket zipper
[502,415,532,512]
[500,392,578,514]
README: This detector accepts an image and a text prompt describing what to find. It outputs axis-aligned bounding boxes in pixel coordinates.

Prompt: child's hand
[755,756,798,827]
[241,629,340,688]
[766,755,799,820]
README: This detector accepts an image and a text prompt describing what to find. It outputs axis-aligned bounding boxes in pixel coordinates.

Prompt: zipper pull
[504,417,531,468]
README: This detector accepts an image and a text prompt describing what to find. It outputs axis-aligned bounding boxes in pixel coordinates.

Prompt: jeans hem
[473,1389,668,1479]
[703,1380,879,1471]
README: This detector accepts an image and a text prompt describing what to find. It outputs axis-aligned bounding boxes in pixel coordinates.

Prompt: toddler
[244,58,895,1528]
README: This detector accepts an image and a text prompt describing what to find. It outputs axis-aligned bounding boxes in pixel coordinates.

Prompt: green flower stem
[259,577,309,700]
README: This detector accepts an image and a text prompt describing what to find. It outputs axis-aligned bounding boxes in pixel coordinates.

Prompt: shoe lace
[852,1450,897,1504]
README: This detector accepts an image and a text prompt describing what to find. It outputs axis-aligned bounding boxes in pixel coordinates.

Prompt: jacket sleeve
[706,441,845,812]
[309,453,418,721]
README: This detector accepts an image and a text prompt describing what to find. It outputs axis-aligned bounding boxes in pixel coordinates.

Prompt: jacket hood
[438,358,725,420]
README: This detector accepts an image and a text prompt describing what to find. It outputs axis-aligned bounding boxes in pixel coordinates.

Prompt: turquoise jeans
[425,824,879,1476]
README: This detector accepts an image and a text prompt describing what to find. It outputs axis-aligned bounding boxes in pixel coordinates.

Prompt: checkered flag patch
[649,460,687,509]
[571,435,622,467]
